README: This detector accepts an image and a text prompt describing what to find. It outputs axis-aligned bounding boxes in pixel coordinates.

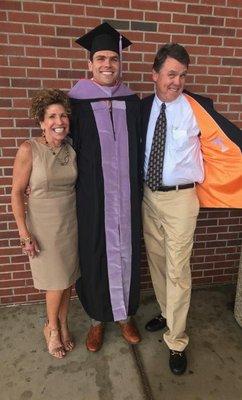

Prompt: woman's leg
[58,286,75,351]
[44,290,65,358]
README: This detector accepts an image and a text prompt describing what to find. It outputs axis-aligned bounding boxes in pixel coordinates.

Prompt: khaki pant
[142,185,199,351]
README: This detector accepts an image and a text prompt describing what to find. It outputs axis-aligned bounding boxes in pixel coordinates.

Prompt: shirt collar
[154,93,183,109]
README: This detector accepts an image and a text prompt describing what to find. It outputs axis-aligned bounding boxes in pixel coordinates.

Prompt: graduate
[68,23,142,352]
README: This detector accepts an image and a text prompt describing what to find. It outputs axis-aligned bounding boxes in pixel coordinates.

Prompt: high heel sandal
[59,321,75,352]
[43,322,66,359]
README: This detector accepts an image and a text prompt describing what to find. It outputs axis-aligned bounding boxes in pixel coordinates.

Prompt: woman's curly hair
[30,88,71,123]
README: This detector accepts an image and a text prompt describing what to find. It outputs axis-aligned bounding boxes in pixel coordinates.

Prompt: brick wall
[1,0,242,305]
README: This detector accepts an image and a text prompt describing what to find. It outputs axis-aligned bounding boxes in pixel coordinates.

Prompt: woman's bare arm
[11,141,32,237]
[11,142,39,257]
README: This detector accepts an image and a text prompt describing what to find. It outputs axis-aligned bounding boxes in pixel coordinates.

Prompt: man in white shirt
[142,44,203,375]
[142,42,242,376]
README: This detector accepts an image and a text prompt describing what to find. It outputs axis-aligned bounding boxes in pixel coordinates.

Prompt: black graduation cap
[75,22,132,57]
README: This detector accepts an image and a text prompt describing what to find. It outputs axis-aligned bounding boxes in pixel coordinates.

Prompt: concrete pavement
[1,285,242,400]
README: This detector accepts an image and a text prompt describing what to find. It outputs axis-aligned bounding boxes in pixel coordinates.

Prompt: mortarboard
[75,22,132,57]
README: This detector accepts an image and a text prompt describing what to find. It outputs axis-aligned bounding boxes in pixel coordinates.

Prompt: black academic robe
[70,94,142,322]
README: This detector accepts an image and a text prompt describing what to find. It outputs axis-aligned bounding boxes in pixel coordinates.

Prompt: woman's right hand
[24,185,31,197]
[22,237,40,258]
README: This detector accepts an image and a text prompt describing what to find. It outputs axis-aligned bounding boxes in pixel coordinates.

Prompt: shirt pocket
[170,128,189,151]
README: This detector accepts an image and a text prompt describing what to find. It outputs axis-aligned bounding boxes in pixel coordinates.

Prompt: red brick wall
[1,0,242,305]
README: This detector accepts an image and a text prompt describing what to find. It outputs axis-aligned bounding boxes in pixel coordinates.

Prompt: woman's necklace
[42,132,70,166]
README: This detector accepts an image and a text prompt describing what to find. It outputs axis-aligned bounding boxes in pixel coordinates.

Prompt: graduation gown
[69,79,141,322]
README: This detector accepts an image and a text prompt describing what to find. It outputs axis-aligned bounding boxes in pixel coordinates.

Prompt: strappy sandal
[59,321,75,352]
[43,322,66,359]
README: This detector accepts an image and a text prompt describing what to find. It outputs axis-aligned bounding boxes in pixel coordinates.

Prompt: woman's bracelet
[19,236,32,247]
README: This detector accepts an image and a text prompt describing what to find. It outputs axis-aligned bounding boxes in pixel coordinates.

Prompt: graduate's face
[152,57,187,102]
[88,50,120,86]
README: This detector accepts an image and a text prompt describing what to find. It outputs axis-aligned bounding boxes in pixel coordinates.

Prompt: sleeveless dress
[26,139,80,290]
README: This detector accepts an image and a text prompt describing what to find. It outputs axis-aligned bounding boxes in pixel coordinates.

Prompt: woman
[11,89,80,359]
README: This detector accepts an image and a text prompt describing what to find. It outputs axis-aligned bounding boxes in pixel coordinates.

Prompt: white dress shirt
[144,94,204,186]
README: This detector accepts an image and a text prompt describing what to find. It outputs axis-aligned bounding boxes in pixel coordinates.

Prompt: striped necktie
[146,102,167,191]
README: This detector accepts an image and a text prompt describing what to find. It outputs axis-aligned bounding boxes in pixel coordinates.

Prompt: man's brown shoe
[118,321,141,344]
[86,324,104,352]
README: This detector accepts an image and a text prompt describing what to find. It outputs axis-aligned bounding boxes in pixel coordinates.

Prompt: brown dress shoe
[118,321,141,344]
[86,324,104,352]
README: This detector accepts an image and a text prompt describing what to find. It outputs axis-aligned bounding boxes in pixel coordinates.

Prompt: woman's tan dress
[26,139,80,290]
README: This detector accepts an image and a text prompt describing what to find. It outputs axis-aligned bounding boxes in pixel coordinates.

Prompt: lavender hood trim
[68,79,133,99]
